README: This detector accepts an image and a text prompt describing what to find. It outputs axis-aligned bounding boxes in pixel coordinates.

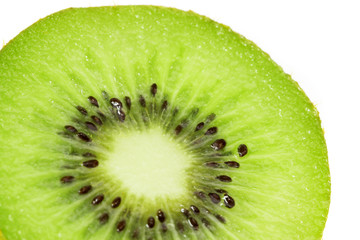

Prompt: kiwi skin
[0,5,330,240]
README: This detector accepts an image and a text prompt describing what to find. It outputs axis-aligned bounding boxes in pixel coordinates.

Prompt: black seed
[208,193,221,204]
[161,223,168,233]
[202,218,210,228]
[79,185,92,195]
[211,139,226,151]
[151,83,157,96]
[102,91,109,100]
[59,132,72,139]
[111,197,121,208]
[77,132,91,142]
[195,191,206,199]
[216,214,226,223]
[181,208,190,217]
[216,175,232,182]
[224,194,235,208]
[188,217,199,230]
[76,106,88,115]
[176,222,184,233]
[110,98,123,108]
[60,176,74,184]
[206,113,216,123]
[82,159,99,168]
[157,209,165,222]
[65,125,77,133]
[175,125,182,135]
[97,111,106,120]
[92,194,104,205]
[205,162,220,168]
[99,213,109,224]
[238,144,248,157]
[147,216,155,228]
[115,109,126,122]
[124,96,131,110]
[190,205,200,214]
[195,122,205,131]
[161,100,168,111]
[85,121,97,131]
[215,189,228,194]
[205,127,217,135]
[139,95,146,107]
[83,152,96,157]
[224,161,240,168]
[116,220,126,232]
[91,116,103,126]
[88,96,99,107]
[173,108,179,116]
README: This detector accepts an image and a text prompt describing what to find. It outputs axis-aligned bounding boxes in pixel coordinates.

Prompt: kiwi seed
[208,193,221,204]
[88,96,99,107]
[215,189,228,194]
[216,215,226,223]
[82,159,99,168]
[211,139,226,150]
[146,216,155,228]
[124,96,131,110]
[85,121,97,131]
[77,132,91,142]
[175,125,183,135]
[111,197,121,208]
[223,194,235,208]
[110,98,123,109]
[205,127,218,135]
[151,83,157,96]
[216,175,232,182]
[92,194,104,205]
[188,217,199,230]
[139,95,146,107]
[224,161,240,168]
[78,185,92,195]
[238,144,248,157]
[116,220,126,232]
[181,208,190,218]
[91,115,103,125]
[190,205,200,214]
[205,162,221,168]
[157,209,165,222]
[60,176,75,184]
[159,100,167,111]
[99,213,109,224]
[65,125,77,133]
[76,106,88,116]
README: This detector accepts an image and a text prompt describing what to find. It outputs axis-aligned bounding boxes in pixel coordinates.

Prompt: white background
[0,0,359,239]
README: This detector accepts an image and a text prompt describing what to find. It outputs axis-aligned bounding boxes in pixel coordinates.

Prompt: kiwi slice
[0,6,330,240]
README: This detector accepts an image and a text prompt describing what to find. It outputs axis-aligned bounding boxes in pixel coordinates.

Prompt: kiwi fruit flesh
[0,6,330,240]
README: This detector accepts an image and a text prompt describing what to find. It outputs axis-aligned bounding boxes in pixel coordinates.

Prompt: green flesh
[0,6,330,240]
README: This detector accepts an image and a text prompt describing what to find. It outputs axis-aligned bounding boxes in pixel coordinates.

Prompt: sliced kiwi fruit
[0,6,330,240]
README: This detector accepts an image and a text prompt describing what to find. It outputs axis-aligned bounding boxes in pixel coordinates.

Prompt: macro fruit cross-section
[0,6,330,240]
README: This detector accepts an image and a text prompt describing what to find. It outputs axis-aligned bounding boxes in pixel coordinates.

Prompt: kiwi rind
[0,5,330,240]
